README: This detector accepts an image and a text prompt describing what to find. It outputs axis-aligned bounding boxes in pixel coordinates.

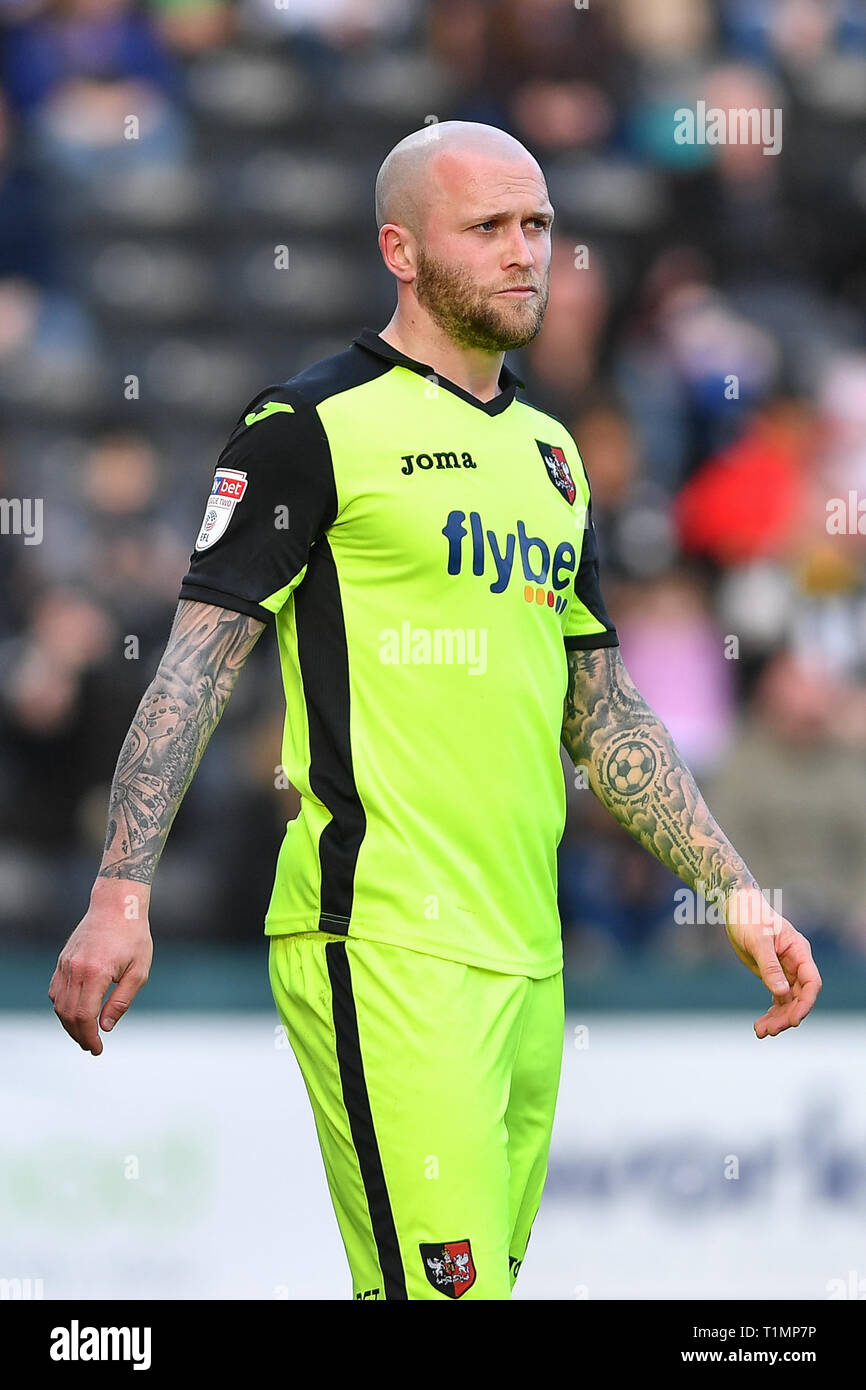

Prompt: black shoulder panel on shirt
[269,344,394,410]
[177,345,397,623]
[178,403,333,623]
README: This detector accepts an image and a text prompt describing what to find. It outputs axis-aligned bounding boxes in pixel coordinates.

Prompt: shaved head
[375,121,543,237]
[375,120,553,353]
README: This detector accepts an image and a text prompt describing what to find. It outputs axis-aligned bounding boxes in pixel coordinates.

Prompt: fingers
[752,925,791,1000]
[50,952,151,1054]
[77,966,122,1053]
[47,959,89,1050]
[754,944,823,1038]
[49,913,153,1056]
[99,966,149,1034]
[50,978,103,1055]
[755,1000,806,1038]
[791,958,822,1023]
[54,964,110,1055]
[754,998,794,1039]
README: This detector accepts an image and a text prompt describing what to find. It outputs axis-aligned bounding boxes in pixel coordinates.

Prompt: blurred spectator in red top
[673,397,817,565]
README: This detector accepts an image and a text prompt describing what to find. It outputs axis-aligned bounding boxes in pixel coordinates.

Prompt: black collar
[352,327,524,417]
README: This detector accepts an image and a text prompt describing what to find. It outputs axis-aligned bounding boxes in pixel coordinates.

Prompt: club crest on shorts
[195,468,248,551]
[536,439,576,505]
[419,1239,476,1298]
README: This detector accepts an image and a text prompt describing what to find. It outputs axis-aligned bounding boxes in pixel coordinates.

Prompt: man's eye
[474,218,548,231]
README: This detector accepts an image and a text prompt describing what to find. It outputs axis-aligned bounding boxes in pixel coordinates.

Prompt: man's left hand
[724,886,822,1038]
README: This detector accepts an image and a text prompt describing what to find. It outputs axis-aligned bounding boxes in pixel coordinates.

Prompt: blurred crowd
[0,0,864,975]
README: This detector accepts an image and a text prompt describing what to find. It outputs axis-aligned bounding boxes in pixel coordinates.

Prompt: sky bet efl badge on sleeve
[536,439,576,505]
[195,468,248,550]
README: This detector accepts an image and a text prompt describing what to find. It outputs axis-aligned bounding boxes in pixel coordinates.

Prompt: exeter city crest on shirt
[419,1239,476,1298]
[536,439,576,505]
[195,468,248,551]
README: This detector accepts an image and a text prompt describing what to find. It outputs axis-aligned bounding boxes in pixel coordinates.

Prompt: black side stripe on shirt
[562,498,619,649]
[293,532,366,930]
[325,940,408,1300]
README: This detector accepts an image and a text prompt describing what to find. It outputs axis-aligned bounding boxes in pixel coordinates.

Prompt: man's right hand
[48,879,153,1056]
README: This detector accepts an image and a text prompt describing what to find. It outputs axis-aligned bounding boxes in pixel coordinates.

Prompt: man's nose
[503,231,535,269]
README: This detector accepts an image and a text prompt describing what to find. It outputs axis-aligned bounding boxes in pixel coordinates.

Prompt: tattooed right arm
[50,598,266,1054]
[96,599,267,887]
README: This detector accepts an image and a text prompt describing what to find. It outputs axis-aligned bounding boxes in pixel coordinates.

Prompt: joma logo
[401,450,477,475]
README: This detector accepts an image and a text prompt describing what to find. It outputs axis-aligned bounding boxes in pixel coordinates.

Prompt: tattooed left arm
[562,645,822,1036]
[562,645,755,900]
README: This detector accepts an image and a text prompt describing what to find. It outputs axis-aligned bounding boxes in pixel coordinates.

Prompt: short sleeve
[178,389,337,623]
[563,496,619,650]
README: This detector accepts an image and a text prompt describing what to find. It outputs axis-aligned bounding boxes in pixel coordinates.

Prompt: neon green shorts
[268,931,564,1300]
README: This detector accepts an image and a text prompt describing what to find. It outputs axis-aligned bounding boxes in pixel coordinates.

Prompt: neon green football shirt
[179,329,618,977]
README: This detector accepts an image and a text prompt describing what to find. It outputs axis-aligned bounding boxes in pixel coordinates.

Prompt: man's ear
[378,224,416,283]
